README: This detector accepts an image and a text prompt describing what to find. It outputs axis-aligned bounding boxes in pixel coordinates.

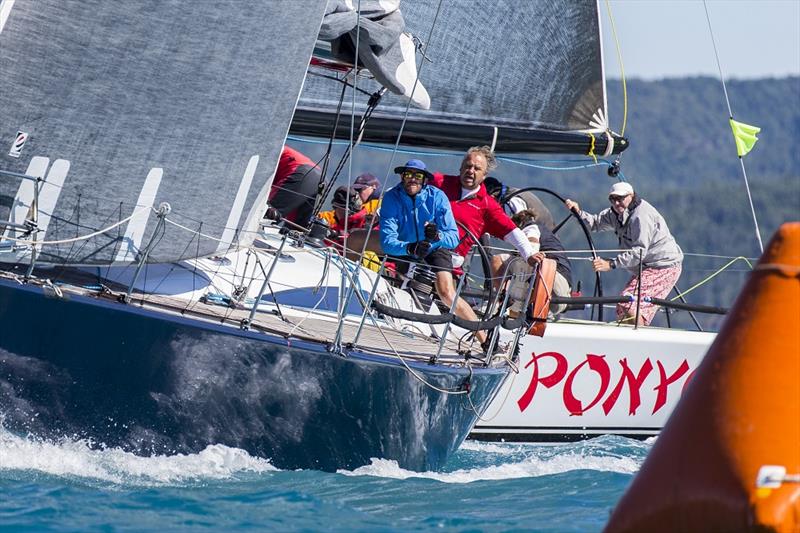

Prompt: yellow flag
[729,119,761,157]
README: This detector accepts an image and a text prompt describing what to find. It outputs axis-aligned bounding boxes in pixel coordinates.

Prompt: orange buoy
[528,257,556,337]
[605,222,800,533]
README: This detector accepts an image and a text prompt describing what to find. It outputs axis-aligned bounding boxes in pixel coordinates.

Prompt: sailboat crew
[483,176,556,230]
[317,186,373,240]
[565,182,683,325]
[380,160,513,338]
[491,208,573,317]
[429,146,545,349]
[267,146,321,227]
[352,172,382,215]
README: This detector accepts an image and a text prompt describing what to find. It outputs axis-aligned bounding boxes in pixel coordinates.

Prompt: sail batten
[0,0,328,265]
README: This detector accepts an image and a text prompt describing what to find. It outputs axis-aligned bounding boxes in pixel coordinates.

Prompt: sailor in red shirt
[430,146,541,266]
[430,146,543,349]
[267,146,321,227]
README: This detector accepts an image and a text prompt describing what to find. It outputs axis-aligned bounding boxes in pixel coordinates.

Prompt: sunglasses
[401,171,426,182]
[609,195,629,203]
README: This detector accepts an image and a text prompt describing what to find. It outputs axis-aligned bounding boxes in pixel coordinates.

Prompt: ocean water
[0,428,649,532]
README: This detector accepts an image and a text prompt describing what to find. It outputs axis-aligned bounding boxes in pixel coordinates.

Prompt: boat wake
[338,436,651,483]
[0,425,276,486]
[1,421,650,487]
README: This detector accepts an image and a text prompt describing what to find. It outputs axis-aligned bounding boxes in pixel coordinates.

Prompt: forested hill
[605,76,800,185]
[502,76,799,327]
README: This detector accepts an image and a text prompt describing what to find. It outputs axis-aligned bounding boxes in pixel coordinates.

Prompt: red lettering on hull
[517,351,693,417]
[517,352,567,412]
[563,354,610,416]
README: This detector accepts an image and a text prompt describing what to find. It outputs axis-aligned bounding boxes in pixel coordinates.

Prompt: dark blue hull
[0,279,507,472]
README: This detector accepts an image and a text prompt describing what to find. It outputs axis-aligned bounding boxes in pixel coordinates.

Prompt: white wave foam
[339,445,643,483]
[0,428,276,486]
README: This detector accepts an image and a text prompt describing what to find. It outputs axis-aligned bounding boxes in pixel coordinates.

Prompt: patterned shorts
[616,263,682,325]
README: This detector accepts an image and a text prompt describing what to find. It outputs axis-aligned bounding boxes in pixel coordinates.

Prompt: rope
[604,0,628,136]
[332,0,447,343]
[0,206,150,245]
[670,256,753,300]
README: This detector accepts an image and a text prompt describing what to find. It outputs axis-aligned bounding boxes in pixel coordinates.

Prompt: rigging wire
[702,0,764,253]
[603,0,628,137]
[335,0,365,341]
[334,0,447,348]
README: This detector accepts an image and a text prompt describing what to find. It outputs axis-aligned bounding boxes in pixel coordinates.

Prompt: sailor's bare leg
[490,255,506,291]
[434,271,487,344]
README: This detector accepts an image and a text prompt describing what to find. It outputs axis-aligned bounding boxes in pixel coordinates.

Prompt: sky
[601,0,800,80]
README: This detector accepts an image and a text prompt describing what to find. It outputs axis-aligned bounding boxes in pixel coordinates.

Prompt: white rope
[0,206,151,245]
[161,216,240,246]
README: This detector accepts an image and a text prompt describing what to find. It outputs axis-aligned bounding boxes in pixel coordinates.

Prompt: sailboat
[0,0,515,473]
[291,1,718,442]
[0,0,716,472]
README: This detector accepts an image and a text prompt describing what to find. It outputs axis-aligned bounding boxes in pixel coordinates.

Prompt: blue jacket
[380,183,459,257]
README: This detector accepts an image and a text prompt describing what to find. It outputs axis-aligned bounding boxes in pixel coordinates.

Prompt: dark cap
[331,186,363,212]
[353,173,380,192]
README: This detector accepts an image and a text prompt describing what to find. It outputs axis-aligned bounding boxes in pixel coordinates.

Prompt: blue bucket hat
[394,159,433,180]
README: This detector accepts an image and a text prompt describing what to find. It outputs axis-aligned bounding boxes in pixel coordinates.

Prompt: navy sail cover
[297,0,609,147]
[0,0,327,265]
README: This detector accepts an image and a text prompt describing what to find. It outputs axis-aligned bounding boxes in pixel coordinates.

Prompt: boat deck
[0,269,497,368]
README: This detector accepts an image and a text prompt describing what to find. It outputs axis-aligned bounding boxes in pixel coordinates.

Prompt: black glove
[424,222,439,242]
[264,206,281,221]
[407,240,432,258]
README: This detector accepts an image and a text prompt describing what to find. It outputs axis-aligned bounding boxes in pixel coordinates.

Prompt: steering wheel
[454,221,496,321]
[501,186,606,321]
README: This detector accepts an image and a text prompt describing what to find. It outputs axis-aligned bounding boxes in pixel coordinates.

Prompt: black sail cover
[0,0,327,265]
[295,0,621,154]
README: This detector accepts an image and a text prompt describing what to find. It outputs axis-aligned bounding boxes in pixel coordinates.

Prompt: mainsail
[293,0,625,154]
[0,0,328,265]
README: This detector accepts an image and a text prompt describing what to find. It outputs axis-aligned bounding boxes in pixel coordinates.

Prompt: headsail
[0,0,328,265]
[293,0,625,154]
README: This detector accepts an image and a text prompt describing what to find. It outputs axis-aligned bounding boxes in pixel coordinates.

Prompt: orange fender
[605,222,800,533]
[527,257,556,337]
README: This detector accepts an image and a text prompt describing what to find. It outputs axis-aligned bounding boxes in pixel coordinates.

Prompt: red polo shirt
[430,173,516,257]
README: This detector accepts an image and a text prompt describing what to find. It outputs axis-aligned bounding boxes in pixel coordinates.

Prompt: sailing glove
[407,240,432,258]
[264,206,281,221]
[424,222,439,242]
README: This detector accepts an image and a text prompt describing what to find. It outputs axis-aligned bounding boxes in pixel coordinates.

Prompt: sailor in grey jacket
[565,182,683,273]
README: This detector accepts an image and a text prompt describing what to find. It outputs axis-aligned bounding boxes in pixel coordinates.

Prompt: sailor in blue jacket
[380,159,459,270]
[383,160,499,352]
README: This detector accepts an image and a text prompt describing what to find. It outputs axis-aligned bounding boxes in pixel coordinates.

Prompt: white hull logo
[9,131,28,158]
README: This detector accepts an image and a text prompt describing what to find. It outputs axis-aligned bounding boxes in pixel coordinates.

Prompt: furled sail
[293,0,626,154]
[0,0,328,265]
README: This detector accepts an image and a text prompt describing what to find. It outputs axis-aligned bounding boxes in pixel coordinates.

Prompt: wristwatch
[609,259,616,270]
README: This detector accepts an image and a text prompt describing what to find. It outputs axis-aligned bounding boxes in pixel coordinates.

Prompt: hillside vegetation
[295,76,800,330]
